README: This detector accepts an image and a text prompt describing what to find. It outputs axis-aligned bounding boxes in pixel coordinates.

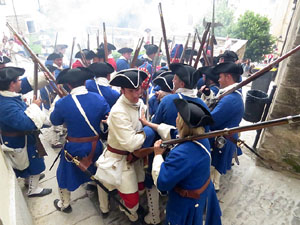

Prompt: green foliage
[230,11,275,62]
[195,0,235,38]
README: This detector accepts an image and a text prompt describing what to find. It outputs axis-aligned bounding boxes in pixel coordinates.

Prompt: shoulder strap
[177,93,183,99]
[71,95,99,136]
[94,78,103,96]
[192,140,211,162]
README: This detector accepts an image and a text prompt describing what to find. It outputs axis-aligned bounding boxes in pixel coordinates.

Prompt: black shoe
[85,184,97,192]
[28,188,52,198]
[53,199,72,213]
[101,212,109,219]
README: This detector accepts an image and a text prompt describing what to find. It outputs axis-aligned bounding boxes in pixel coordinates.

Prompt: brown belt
[107,144,129,155]
[107,145,140,163]
[65,135,99,171]
[1,131,31,137]
[174,176,211,199]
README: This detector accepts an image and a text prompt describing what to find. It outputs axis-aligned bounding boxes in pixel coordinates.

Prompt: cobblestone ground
[19,83,300,225]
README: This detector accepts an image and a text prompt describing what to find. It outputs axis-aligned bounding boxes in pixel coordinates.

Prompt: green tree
[230,10,275,62]
[195,0,235,38]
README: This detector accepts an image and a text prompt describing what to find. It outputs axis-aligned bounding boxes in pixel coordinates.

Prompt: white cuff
[49,95,61,115]
[152,154,164,187]
[26,72,48,90]
[24,104,46,129]
[157,123,176,141]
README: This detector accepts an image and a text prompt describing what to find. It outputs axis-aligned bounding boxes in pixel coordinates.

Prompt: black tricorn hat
[46,65,58,73]
[118,47,133,54]
[169,63,198,89]
[0,67,25,82]
[47,52,63,60]
[218,50,238,62]
[109,69,148,89]
[153,68,168,80]
[56,67,94,84]
[196,66,219,84]
[185,48,197,56]
[98,42,116,51]
[144,44,158,55]
[153,71,174,93]
[88,62,114,78]
[213,62,243,76]
[0,56,11,65]
[173,98,214,128]
[86,50,97,60]
[75,49,92,59]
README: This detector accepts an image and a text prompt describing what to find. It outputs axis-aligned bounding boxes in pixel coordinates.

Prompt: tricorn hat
[169,63,198,89]
[218,50,238,62]
[213,62,243,76]
[118,47,133,54]
[47,52,63,60]
[88,62,114,78]
[185,48,197,57]
[153,67,168,80]
[98,43,116,51]
[144,44,158,55]
[95,48,105,59]
[109,69,148,89]
[0,67,25,82]
[173,98,214,128]
[75,49,93,59]
[56,67,94,84]
[196,66,219,84]
[0,56,11,65]
[153,71,174,93]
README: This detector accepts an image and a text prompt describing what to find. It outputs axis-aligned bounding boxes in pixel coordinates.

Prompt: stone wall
[258,1,300,177]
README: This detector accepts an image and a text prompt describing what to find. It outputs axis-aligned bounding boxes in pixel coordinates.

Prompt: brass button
[195,203,199,207]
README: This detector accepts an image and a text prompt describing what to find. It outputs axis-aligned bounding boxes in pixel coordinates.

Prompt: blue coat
[116,58,130,72]
[152,93,209,127]
[50,91,110,191]
[211,91,244,174]
[157,140,222,225]
[139,59,154,75]
[0,79,45,178]
[86,79,120,108]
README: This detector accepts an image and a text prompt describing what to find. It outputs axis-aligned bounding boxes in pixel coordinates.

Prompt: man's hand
[139,108,149,126]
[32,95,42,107]
[200,85,211,96]
[154,139,166,156]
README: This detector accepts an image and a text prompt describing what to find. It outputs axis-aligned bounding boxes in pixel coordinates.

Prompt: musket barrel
[103,22,109,62]
[180,33,191,63]
[218,44,300,100]
[69,37,76,68]
[194,23,211,68]
[6,22,67,97]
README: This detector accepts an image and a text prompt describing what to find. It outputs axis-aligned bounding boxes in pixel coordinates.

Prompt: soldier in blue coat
[152,63,209,127]
[116,47,133,72]
[139,44,158,75]
[152,99,222,225]
[210,62,244,191]
[50,67,110,213]
[0,66,51,197]
[86,62,120,108]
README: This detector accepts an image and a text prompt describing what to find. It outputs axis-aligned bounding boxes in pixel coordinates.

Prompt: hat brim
[110,69,148,88]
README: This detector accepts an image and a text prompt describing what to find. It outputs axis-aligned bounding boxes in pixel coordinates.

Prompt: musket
[33,60,38,97]
[217,44,300,101]
[6,22,67,97]
[210,0,216,64]
[195,29,210,66]
[97,29,100,47]
[54,32,58,52]
[180,33,191,63]
[132,114,300,159]
[153,37,163,73]
[130,37,144,68]
[189,33,197,66]
[87,33,90,50]
[64,150,132,215]
[158,2,171,67]
[103,22,108,62]
[194,22,211,68]
[151,36,154,45]
[69,37,76,68]
[77,44,89,67]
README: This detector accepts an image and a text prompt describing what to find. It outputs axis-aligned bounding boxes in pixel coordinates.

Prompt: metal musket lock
[215,136,227,149]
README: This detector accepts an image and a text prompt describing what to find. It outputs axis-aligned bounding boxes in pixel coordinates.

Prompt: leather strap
[66,135,99,171]
[174,176,211,199]
[107,144,129,155]
[1,131,31,137]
